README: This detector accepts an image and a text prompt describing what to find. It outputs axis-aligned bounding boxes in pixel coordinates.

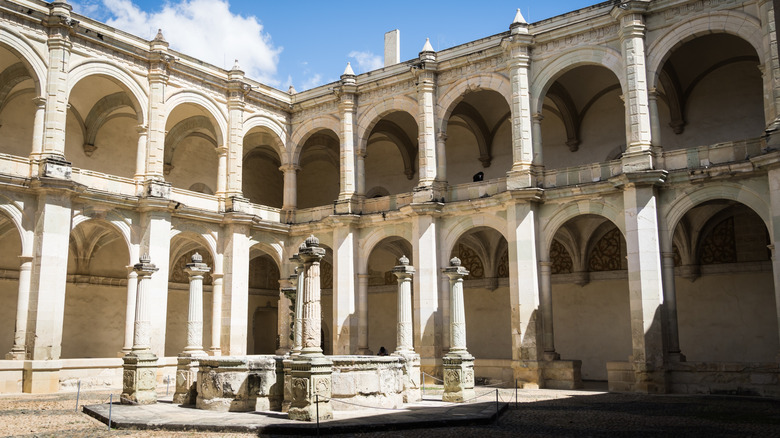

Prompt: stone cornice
[610,170,668,189]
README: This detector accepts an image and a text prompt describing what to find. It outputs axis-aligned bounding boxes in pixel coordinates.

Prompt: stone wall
[330,356,404,410]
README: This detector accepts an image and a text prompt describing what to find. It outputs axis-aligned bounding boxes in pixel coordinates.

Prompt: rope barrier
[421,371,444,383]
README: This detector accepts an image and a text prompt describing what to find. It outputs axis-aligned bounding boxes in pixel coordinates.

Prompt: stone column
[612,2,654,172]
[337,65,357,204]
[209,273,223,356]
[121,267,138,355]
[40,2,72,162]
[539,261,559,361]
[356,273,371,354]
[436,132,447,183]
[216,146,228,198]
[621,172,669,393]
[355,151,366,197]
[281,164,299,211]
[134,126,148,181]
[226,62,247,199]
[291,253,305,356]
[6,256,32,360]
[122,255,159,405]
[661,252,684,361]
[416,41,438,190]
[174,253,210,405]
[289,236,333,422]
[277,279,295,355]
[531,113,544,167]
[138,204,172,357]
[759,0,780,133]
[765,167,780,360]
[409,205,442,373]
[505,12,535,189]
[30,97,46,160]
[392,255,421,402]
[220,216,252,355]
[442,257,474,402]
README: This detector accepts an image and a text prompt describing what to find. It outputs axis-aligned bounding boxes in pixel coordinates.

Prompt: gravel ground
[1,387,779,437]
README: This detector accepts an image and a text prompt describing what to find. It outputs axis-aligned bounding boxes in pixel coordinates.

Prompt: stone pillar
[216,146,228,198]
[122,255,159,405]
[281,164,299,211]
[414,40,439,197]
[332,217,358,354]
[337,65,357,204]
[612,2,654,172]
[621,172,669,393]
[531,113,544,167]
[121,268,138,355]
[392,255,421,402]
[221,217,251,355]
[539,261,558,361]
[209,273,223,356]
[765,167,780,360]
[507,196,544,387]
[6,256,33,360]
[145,30,172,180]
[40,2,73,162]
[408,205,442,373]
[436,132,447,183]
[138,204,172,357]
[289,236,333,422]
[661,252,684,361]
[174,253,210,405]
[134,126,148,181]
[226,62,248,199]
[291,253,305,356]
[30,97,46,160]
[356,273,371,354]
[505,12,536,189]
[759,0,780,133]
[442,257,474,403]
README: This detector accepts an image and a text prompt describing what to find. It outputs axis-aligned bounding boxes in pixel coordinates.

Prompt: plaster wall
[552,278,632,381]
[364,140,416,196]
[368,288,397,353]
[298,161,339,209]
[444,120,512,185]
[0,93,35,158]
[0,279,18,355]
[247,294,278,354]
[676,271,779,363]
[167,137,218,193]
[61,283,126,358]
[464,284,512,360]
[242,156,283,208]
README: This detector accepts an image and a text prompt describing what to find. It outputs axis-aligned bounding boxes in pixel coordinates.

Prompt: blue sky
[69,0,598,91]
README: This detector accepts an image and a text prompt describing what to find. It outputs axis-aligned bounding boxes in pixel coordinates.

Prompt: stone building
[0,0,779,395]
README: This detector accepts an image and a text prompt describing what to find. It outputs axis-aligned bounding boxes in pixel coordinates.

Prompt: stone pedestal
[174,354,204,405]
[121,255,159,405]
[288,356,333,421]
[392,255,421,402]
[394,351,421,402]
[282,357,293,412]
[442,354,475,402]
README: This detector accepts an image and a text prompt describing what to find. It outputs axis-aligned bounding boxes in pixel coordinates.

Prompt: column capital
[184,252,211,277]
[18,255,33,265]
[532,112,544,123]
[215,145,229,156]
[136,125,148,135]
[133,254,159,277]
[392,255,416,279]
[279,163,301,173]
[443,257,469,279]
[298,235,325,262]
[436,131,448,142]
[32,96,47,108]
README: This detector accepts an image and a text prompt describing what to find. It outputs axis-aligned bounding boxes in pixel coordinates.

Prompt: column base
[22,360,62,394]
[122,351,159,405]
[282,358,293,413]
[442,353,475,402]
[5,348,26,360]
[393,351,421,402]
[288,355,333,421]
[142,179,171,199]
[39,156,72,180]
[173,352,207,405]
[412,181,447,204]
[225,196,250,214]
[207,348,221,357]
[621,147,654,173]
[334,197,362,214]
[506,166,541,190]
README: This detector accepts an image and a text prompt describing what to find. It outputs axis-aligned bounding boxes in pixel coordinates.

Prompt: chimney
[384,29,400,67]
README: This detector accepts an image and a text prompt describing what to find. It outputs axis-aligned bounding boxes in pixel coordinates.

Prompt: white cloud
[73,0,281,85]
[348,51,383,73]
[301,73,323,91]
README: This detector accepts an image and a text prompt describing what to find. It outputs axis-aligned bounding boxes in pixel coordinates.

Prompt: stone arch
[83,92,138,148]
[646,11,765,89]
[71,211,135,265]
[357,96,419,153]
[0,24,46,96]
[290,115,341,165]
[437,73,512,134]
[165,90,228,147]
[0,194,29,256]
[0,63,33,112]
[164,115,219,165]
[442,214,509,260]
[663,183,771,247]
[243,115,287,162]
[249,240,285,272]
[66,59,148,123]
[542,200,626,260]
[530,45,625,115]
[360,226,413,274]
[169,223,218,263]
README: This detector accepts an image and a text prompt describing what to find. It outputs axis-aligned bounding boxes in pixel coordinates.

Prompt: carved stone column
[435,132,447,183]
[226,62,249,199]
[121,267,138,355]
[277,278,295,355]
[174,253,210,405]
[531,113,544,167]
[539,261,559,361]
[356,273,371,354]
[209,273,223,356]
[6,256,32,360]
[337,64,357,205]
[134,126,148,181]
[30,97,46,160]
[122,255,159,405]
[442,257,474,403]
[289,236,332,422]
[661,252,684,362]
[392,255,421,402]
[291,252,305,356]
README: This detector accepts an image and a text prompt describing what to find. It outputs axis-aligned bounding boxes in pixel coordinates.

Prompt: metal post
[108,394,113,430]
[495,388,499,425]
[75,380,81,411]
[316,393,320,436]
